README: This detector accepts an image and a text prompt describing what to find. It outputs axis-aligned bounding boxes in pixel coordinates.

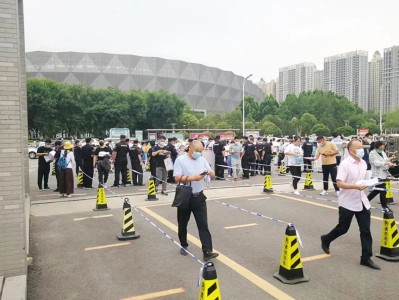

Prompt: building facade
[382,46,399,113]
[0,0,29,290]
[314,69,324,91]
[324,50,369,110]
[368,51,383,112]
[25,51,264,115]
[278,62,315,101]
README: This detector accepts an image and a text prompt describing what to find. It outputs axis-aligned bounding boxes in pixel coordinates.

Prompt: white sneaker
[228,175,232,178]
[320,190,328,196]
[335,191,340,197]
[293,190,300,195]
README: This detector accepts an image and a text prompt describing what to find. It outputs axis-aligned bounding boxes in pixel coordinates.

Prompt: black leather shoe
[180,247,188,256]
[161,191,168,196]
[204,252,219,261]
[321,235,330,254]
[360,258,381,270]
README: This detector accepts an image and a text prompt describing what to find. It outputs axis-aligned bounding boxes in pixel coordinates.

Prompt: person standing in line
[261,138,272,175]
[81,138,94,189]
[320,140,381,270]
[36,139,53,191]
[313,136,340,196]
[362,133,373,170]
[173,140,218,261]
[224,140,233,178]
[112,134,130,187]
[277,139,286,170]
[166,137,178,183]
[212,135,225,180]
[73,139,83,176]
[255,138,264,175]
[152,135,169,195]
[229,137,243,181]
[367,141,396,211]
[52,140,63,192]
[331,133,344,166]
[93,140,112,187]
[284,136,304,195]
[58,141,75,198]
[129,139,144,186]
[302,137,314,171]
[241,136,258,179]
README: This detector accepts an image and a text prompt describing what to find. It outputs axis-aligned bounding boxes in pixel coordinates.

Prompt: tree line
[28,78,398,139]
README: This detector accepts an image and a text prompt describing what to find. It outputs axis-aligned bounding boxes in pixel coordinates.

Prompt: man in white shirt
[320,140,380,270]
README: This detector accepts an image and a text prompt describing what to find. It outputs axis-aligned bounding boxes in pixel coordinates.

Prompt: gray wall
[0,0,29,277]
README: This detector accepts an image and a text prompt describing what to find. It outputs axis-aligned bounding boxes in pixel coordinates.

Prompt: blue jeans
[227,155,232,176]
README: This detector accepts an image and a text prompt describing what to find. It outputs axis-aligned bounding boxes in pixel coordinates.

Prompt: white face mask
[159,141,165,147]
[355,148,364,158]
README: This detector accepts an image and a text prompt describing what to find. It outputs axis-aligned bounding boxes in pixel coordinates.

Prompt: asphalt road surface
[27,160,399,299]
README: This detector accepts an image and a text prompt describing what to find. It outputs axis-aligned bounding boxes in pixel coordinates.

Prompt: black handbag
[172,176,192,210]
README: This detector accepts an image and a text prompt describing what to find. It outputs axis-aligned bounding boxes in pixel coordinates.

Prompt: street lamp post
[242,74,253,136]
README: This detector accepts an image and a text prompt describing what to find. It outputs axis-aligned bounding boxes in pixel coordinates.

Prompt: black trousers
[97,165,109,186]
[131,160,143,185]
[82,160,94,188]
[262,156,272,174]
[150,160,156,178]
[242,156,249,178]
[336,156,342,166]
[368,180,387,208]
[322,164,339,191]
[177,192,213,253]
[248,156,256,176]
[215,154,225,179]
[38,163,50,189]
[289,166,301,190]
[114,161,128,186]
[303,158,312,171]
[323,205,372,259]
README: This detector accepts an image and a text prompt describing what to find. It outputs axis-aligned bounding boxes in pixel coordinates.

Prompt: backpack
[57,156,68,170]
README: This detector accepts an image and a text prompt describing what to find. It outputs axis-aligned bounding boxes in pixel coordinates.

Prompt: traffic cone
[273,224,309,284]
[198,262,222,300]
[51,163,56,175]
[77,170,84,188]
[117,198,140,240]
[93,187,110,211]
[279,162,287,176]
[147,177,158,201]
[385,180,395,205]
[263,172,273,193]
[303,170,315,190]
[376,210,399,261]
[126,169,132,185]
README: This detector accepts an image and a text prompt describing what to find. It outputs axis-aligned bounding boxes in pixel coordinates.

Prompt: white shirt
[331,137,344,156]
[60,150,75,169]
[337,155,371,211]
[173,154,212,193]
[284,144,304,166]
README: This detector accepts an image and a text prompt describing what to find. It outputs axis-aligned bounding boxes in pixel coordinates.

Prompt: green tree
[260,120,282,137]
[300,113,318,135]
[334,125,355,136]
[179,111,200,129]
[312,123,330,136]
[384,108,399,132]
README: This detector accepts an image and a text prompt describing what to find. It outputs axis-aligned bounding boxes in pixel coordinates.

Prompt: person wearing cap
[58,141,75,198]
[129,139,144,186]
[312,136,340,196]
[112,134,130,187]
[36,139,53,191]
[367,141,396,211]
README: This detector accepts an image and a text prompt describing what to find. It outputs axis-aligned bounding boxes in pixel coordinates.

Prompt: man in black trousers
[81,138,94,189]
[212,135,225,180]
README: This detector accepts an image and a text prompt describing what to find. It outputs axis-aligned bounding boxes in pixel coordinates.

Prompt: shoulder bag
[172,176,192,210]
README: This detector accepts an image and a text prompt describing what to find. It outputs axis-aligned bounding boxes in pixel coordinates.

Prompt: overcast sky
[24,0,398,83]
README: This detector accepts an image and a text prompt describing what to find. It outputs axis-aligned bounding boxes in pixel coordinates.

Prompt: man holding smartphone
[173,140,218,261]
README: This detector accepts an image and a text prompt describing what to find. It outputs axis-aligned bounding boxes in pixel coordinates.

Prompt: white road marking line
[74,214,113,221]
[224,223,258,229]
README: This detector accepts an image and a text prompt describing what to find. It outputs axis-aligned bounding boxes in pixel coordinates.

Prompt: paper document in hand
[355,178,379,187]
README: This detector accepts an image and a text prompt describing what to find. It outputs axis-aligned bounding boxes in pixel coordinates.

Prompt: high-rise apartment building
[258,78,277,99]
[278,62,315,101]
[314,70,324,91]
[368,51,383,112]
[382,45,399,113]
[324,50,369,110]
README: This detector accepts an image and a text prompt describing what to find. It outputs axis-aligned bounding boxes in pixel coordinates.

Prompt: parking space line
[302,254,331,263]
[121,287,185,300]
[140,206,294,300]
[85,242,130,251]
[274,194,399,224]
[225,223,258,229]
[74,214,113,221]
[247,197,270,201]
